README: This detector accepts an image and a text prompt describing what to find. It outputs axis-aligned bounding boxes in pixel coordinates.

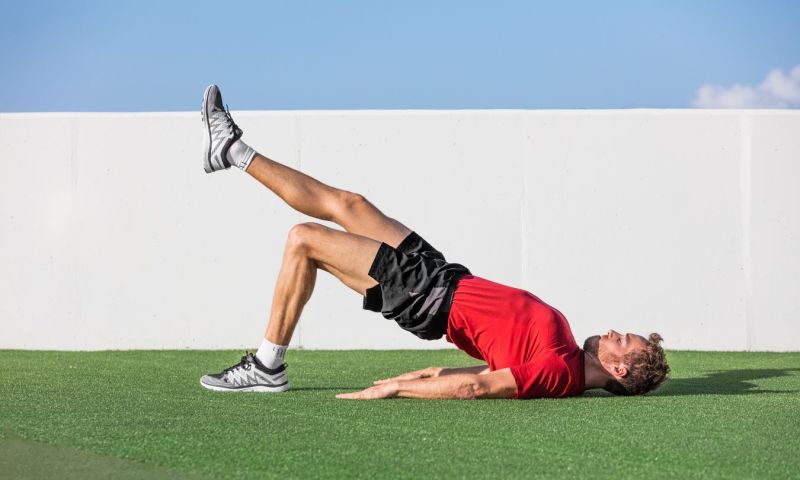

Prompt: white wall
[1,110,798,351]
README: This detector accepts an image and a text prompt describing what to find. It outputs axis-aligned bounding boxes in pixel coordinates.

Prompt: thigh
[300,223,382,296]
[335,194,412,248]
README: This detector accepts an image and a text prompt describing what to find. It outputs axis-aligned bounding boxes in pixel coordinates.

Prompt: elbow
[455,384,478,399]
[455,378,487,399]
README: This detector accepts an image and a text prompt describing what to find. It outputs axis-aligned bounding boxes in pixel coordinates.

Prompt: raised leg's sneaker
[201,84,255,173]
[200,352,290,392]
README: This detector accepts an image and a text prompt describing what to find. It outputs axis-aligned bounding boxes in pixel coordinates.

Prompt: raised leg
[245,153,411,247]
[265,222,381,345]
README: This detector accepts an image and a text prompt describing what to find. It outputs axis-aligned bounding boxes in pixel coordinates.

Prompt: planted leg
[199,223,380,393]
[264,222,381,345]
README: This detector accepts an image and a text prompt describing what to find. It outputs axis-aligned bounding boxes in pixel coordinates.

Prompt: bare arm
[439,365,491,376]
[372,364,490,385]
[337,368,517,400]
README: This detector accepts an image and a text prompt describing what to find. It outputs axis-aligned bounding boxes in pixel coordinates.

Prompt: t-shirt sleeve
[509,354,573,399]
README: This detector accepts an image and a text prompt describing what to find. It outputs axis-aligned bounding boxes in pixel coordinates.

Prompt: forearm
[392,374,490,400]
[337,368,516,400]
[437,365,490,376]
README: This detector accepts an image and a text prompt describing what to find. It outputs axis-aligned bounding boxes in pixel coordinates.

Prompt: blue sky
[1,0,798,111]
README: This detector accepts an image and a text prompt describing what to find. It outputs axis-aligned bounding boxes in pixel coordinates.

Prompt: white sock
[255,338,288,369]
[226,138,257,171]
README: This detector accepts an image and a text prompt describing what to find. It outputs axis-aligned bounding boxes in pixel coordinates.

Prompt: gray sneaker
[201,84,243,173]
[200,352,290,392]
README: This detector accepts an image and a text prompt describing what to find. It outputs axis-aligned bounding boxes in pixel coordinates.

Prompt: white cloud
[692,65,800,108]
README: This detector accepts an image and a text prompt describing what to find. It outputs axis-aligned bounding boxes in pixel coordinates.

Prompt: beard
[583,335,600,356]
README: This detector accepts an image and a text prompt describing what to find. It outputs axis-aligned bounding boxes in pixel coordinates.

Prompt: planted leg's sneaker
[200,352,289,392]
[201,84,256,173]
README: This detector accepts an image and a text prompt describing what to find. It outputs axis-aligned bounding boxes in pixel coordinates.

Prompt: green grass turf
[1,350,798,479]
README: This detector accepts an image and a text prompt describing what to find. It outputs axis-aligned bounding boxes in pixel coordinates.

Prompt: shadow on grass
[291,387,363,392]
[0,437,208,480]
[298,370,800,396]
[655,368,800,396]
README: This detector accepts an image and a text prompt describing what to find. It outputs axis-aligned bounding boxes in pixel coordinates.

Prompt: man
[198,85,670,400]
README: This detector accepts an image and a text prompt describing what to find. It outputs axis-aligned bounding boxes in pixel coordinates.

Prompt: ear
[612,364,629,379]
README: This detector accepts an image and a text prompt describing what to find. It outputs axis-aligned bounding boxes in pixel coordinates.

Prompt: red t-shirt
[446,275,585,399]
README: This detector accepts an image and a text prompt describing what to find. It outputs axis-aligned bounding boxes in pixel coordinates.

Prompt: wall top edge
[1,109,798,119]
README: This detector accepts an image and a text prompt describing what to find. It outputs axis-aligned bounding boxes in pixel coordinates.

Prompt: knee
[335,192,370,220]
[285,222,323,254]
[344,192,368,207]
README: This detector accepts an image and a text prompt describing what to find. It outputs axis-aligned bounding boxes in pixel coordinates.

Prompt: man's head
[583,330,669,396]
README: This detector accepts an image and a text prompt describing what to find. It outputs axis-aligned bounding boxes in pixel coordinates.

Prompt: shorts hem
[395,231,420,253]
[367,242,395,281]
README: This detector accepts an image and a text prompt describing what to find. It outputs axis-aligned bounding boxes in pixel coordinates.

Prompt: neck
[583,351,613,390]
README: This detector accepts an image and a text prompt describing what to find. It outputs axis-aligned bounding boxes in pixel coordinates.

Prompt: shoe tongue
[248,353,267,369]
[212,93,225,110]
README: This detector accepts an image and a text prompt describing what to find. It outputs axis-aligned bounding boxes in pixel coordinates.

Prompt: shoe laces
[223,352,253,377]
[213,104,240,137]
[223,104,237,134]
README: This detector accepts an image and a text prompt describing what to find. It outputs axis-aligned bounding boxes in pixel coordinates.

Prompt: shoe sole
[199,379,290,393]
[201,85,220,174]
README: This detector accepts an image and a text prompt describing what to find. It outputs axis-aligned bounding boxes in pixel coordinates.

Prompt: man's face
[583,330,648,374]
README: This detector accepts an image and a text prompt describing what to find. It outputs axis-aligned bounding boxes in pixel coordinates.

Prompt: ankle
[227,139,257,171]
[255,338,288,369]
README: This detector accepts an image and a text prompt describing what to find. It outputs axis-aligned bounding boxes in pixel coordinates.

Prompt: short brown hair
[605,333,670,396]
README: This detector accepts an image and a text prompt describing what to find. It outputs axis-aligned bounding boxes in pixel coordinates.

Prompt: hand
[372,367,440,385]
[336,383,397,400]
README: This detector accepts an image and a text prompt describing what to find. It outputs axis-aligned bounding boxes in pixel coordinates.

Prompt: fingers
[335,392,361,399]
[373,376,399,384]
[374,375,407,384]
[336,384,394,400]
[373,377,399,385]
[373,372,424,385]
[336,388,376,400]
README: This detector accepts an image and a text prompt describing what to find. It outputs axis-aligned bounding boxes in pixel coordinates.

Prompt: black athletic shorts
[362,232,471,340]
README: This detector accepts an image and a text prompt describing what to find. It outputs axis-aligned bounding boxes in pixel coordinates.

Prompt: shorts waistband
[431,272,469,327]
